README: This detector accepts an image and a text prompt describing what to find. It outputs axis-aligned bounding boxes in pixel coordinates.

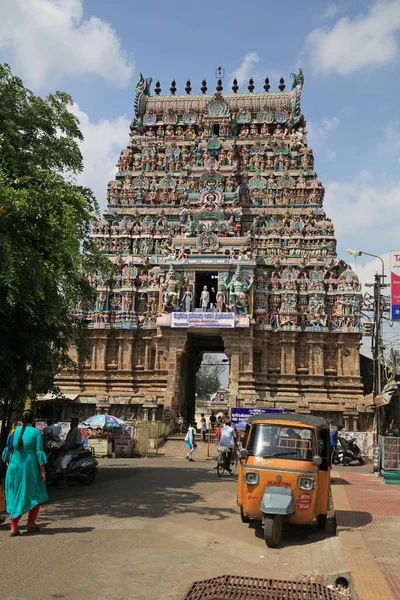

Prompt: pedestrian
[219,420,236,474]
[200,413,207,443]
[4,409,48,537]
[178,414,184,434]
[45,419,62,438]
[209,411,216,431]
[185,422,197,462]
[215,420,222,443]
[330,424,344,461]
[58,417,83,488]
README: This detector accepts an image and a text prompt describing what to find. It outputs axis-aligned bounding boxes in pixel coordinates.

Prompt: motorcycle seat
[76,449,92,460]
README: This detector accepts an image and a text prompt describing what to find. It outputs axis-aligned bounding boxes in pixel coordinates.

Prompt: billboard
[391,251,400,320]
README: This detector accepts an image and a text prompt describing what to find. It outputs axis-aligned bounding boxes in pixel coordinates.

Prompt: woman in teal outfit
[4,410,48,537]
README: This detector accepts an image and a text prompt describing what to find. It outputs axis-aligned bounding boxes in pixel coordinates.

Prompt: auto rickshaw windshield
[246,424,316,460]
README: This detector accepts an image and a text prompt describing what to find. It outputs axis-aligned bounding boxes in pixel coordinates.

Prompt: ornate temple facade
[57,70,367,426]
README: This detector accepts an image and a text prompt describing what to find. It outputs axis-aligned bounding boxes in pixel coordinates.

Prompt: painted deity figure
[200,286,210,312]
[223,266,253,314]
[216,286,227,313]
[162,267,181,311]
[182,288,193,312]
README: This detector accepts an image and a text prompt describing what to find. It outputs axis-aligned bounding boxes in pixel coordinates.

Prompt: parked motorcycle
[43,433,98,486]
[333,436,365,466]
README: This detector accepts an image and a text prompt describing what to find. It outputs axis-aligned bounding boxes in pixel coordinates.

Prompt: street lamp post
[347,249,386,398]
[347,249,387,467]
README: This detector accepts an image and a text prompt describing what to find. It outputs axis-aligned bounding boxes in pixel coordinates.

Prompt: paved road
[0,458,355,600]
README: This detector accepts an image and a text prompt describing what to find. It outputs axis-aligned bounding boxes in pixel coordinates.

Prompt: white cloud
[304,0,400,75]
[0,0,133,88]
[326,150,337,160]
[232,52,260,86]
[307,116,339,148]
[321,4,340,19]
[325,171,400,252]
[70,103,130,211]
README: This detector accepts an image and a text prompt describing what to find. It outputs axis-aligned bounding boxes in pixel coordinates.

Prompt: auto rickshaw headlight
[298,476,315,490]
[244,471,259,485]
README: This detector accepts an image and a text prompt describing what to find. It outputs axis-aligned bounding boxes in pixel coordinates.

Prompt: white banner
[171,312,235,328]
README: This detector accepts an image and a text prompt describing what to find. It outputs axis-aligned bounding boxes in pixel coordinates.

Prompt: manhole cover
[184,574,349,599]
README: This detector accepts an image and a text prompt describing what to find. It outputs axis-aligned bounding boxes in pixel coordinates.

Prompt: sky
[1,0,400,351]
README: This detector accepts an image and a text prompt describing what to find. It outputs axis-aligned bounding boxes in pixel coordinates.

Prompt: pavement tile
[332,469,400,600]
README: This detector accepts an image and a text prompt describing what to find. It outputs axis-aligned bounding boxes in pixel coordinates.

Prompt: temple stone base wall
[56,327,367,423]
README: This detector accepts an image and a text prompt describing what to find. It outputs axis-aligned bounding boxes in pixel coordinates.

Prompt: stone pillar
[143,408,149,421]
[308,340,324,376]
[352,416,359,432]
[143,336,152,370]
[280,335,296,376]
[224,338,240,405]
[91,341,97,369]
[97,337,108,370]
[117,336,124,370]
[343,415,350,430]
[337,340,344,377]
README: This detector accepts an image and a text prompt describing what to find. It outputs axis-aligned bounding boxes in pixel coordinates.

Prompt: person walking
[185,422,197,462]
[209,411,216,431]
[330,424,344,461]
[219,420,236,474]
[200,413,207,443]
[4,410,48,537]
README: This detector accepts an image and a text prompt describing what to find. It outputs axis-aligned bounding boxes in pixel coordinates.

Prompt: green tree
[0,63,109,444]
[196,364,221,400]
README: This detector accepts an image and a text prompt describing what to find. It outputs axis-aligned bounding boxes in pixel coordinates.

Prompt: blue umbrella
[82,414,125,429]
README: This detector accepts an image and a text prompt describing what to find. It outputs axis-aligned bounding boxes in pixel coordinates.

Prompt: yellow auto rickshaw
[237,412,331,547]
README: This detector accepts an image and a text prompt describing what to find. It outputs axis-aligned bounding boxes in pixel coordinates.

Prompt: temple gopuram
[56,69,368,427]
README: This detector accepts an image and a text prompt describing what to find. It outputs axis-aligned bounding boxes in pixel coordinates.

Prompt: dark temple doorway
[195,272,218,311]
[181,333,229,425]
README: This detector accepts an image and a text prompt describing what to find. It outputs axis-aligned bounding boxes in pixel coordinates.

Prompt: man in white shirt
[219,420,236,473]
[185,422,197,462]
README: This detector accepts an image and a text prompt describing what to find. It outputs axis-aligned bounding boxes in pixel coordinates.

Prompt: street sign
[230,407,283,427]
[390,251,400,320]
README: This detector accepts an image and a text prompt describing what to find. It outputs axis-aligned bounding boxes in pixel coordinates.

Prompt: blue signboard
[231,407,283,428]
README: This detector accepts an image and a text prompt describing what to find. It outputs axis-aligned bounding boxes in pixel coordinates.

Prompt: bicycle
[216,444,239,477]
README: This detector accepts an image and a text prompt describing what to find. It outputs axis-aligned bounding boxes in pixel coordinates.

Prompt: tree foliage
[0,63,109,432]
[196,355,222,400]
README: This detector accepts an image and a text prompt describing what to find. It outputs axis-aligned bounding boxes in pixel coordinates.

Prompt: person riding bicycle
[219,420,236,474]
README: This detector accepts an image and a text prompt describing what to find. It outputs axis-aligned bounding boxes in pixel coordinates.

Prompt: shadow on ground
[331,477,352,485]
[44,462,237,523]
[334,510,373,530]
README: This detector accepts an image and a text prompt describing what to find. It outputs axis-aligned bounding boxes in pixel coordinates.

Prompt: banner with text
[391,251,400,320]
[171,312,235,328]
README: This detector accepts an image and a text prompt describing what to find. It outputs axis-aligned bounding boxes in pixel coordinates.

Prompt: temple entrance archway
[179,333,229,424]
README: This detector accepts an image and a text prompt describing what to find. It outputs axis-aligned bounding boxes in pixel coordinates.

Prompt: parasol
[82,414,125,429]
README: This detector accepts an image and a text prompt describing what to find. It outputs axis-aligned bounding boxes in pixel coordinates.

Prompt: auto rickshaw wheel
[264,515,282,548]
[240,507,251,523]
[317,513,327,530]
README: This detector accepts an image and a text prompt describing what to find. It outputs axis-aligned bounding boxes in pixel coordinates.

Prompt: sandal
[26,524,41,534]
[9,530,21,537]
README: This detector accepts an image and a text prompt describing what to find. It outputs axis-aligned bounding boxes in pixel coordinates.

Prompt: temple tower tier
[56,70,367,426]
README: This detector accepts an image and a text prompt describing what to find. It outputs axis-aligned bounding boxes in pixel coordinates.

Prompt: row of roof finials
[153,77,289,96]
